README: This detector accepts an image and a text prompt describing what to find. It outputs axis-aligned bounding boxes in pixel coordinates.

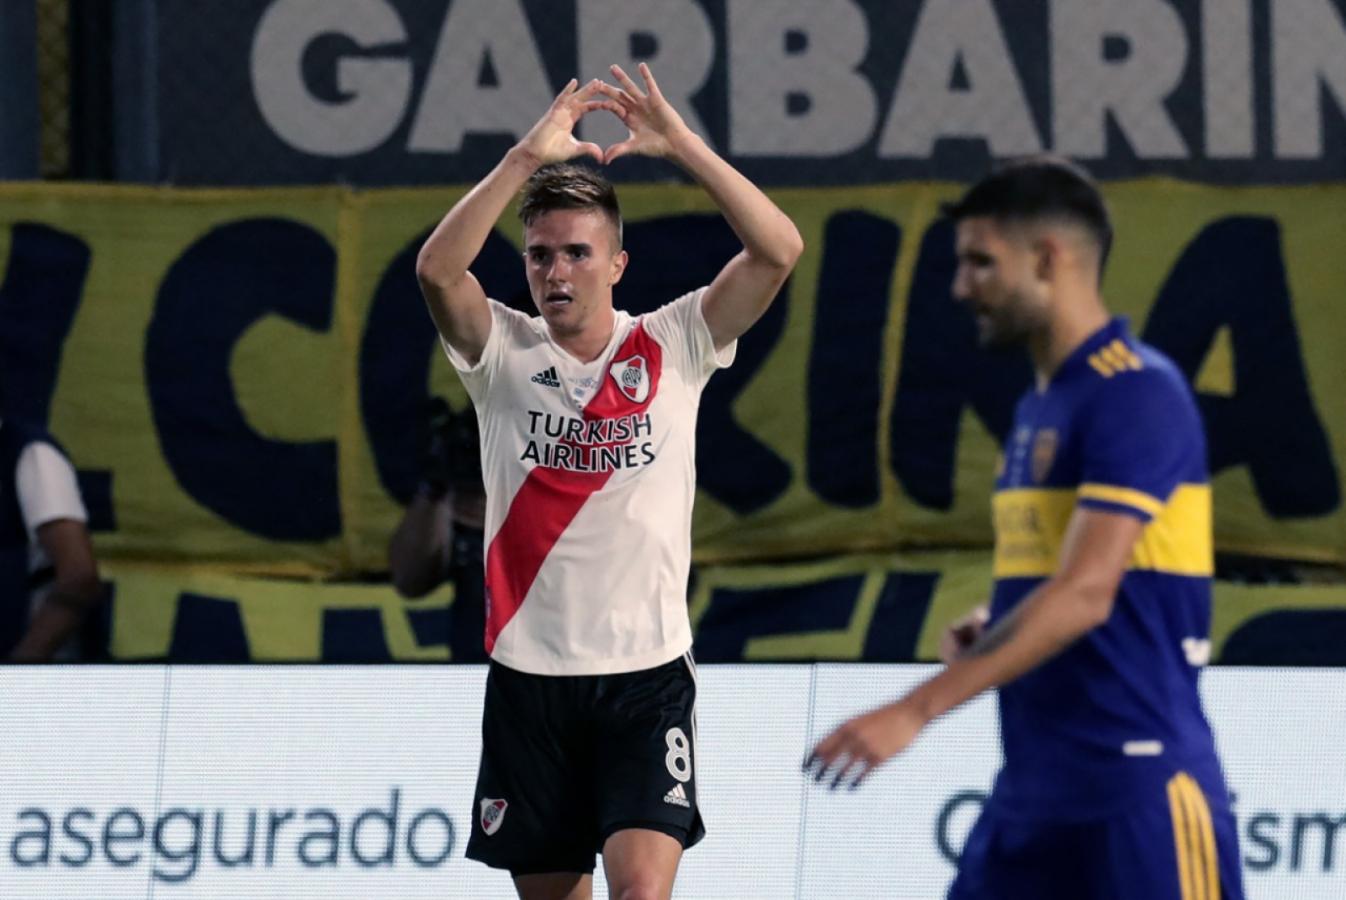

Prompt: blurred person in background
[1,415,101,662]
[416,64,802,900]
[807,158,1244,900]
[388,395,488,663]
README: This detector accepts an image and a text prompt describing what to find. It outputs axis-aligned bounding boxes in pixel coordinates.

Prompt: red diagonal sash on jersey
[482,324,663,655]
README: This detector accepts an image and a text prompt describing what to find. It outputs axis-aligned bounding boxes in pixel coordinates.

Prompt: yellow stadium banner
[103,557,1344,665]
[1,181,1342,578]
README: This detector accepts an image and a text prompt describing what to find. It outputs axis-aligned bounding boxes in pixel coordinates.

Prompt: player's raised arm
[415,79,616,365]
[596,63,803,351]
[804,507,1143,789]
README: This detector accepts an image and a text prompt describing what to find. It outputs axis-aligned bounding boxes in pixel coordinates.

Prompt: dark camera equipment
[422,396,482,495]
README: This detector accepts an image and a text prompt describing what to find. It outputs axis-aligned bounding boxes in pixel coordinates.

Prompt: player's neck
[551,306,617,363]
[1030,293,1110,390]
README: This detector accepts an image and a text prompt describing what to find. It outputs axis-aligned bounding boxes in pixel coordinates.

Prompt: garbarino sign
[140,0,1346,185]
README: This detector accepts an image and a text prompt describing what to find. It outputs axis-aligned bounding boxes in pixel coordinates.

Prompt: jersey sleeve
[640,287,736,390]
[15,441,88,540]
[439,299,521,410]
[1076,371,1197,523]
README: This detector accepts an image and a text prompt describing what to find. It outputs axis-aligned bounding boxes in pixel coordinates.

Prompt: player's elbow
[765,222,805,271]
[55,565,102,611]
[1069,575,1120,630]
[415,245,449,289]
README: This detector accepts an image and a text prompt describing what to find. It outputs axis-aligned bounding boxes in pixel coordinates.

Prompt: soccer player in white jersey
[415,64,802,900]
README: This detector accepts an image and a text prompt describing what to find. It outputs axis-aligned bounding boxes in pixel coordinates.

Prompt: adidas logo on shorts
[531,366,561,388]
[663,784,690,808]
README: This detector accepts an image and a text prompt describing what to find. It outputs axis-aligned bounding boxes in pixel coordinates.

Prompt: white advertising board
[0,665,1340,898]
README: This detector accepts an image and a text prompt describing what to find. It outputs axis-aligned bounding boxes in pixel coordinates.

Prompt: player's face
[951,217,1050,348]
[523,208,627,337]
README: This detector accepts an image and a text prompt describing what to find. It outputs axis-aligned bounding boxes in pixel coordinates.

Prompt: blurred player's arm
[388,491,453,599]
[806,507,1143,787]
[938,603,989,664]
[596,64,803,351]
[9,519,100,663]
[415,79,616,365]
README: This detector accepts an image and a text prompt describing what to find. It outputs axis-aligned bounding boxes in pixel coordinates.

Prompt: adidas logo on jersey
[531,366,561,388]
[663,784,690,808]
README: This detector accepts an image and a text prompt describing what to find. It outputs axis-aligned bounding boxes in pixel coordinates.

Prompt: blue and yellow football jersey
[986,317,1230,822]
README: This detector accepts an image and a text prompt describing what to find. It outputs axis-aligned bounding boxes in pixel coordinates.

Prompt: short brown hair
[519,163,623,250]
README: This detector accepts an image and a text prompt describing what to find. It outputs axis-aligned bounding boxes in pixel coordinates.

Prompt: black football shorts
[464,652,705,875]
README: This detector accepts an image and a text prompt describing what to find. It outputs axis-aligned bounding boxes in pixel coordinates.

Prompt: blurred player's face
[951,217,1051,348]
[523,208,627,340]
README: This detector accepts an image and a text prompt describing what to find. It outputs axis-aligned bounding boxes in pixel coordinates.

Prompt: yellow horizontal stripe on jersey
[1079,483,1165,517]
[992,484,1213,578]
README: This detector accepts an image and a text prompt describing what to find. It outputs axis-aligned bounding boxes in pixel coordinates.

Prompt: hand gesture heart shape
[517,64,692,168]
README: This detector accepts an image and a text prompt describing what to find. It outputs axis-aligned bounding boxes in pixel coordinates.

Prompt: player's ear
[609,249,628,286]
[1032,235,1057,284]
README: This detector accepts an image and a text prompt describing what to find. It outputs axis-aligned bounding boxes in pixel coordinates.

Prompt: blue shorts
[948,772,1244,900]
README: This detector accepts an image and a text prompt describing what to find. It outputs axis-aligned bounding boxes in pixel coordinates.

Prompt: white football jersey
[443,287,734,675]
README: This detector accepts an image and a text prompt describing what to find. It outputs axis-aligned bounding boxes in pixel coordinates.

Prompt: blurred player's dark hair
[942,155,1113,274]
[519,162,623,251]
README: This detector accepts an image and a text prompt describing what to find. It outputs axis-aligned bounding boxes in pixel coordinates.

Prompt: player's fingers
[602,139,638,165]
[638,62,664,101]
[829,755,863,791]
[553,77,579,103]
[846,760,877,791]
[610,64,644,98]
[575,141,604,164]
[580,100,624,118]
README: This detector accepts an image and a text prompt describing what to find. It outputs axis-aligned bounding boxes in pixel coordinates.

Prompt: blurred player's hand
[803,699,929,791]
[596,63,693,164]
[939,604,990,665]
[516,79,620,167]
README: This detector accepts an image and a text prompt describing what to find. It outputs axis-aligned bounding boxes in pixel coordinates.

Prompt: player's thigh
[947,810,1098,900]
[593,654,705,850]
[466,663,598,874]
[601,827,683,900]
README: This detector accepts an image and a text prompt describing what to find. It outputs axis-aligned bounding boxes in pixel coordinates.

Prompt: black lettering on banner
[0,223,115,530]
[102,808,145,867]
[145,219,341,540]
[11,809,53,866]
[360,227,526,504]
[0,224,90,424]
[694,575,865,662]
[890,221,1032,509]
[1142,216,1340,517]
[806,211,900,508]
[350,788,399,867]
[58,808,95,866]
[152,808,203,883]
[1245,811,1281,871]
[298,810,340,867]
[935,791,987,865]
[1289,812,1346,873]
[406,809,455,867]
[212,809,257,867]
[264,809,295,866]
[615,215,792,515]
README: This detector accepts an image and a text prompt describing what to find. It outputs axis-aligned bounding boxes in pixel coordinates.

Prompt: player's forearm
[665,130,803,269]
[388,493,453,598]
[9,583,99,662]
[416,148,540,288]
[905,578,1111,722]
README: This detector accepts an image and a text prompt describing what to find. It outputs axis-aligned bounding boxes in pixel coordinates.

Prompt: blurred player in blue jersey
[806,157,1244,899]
